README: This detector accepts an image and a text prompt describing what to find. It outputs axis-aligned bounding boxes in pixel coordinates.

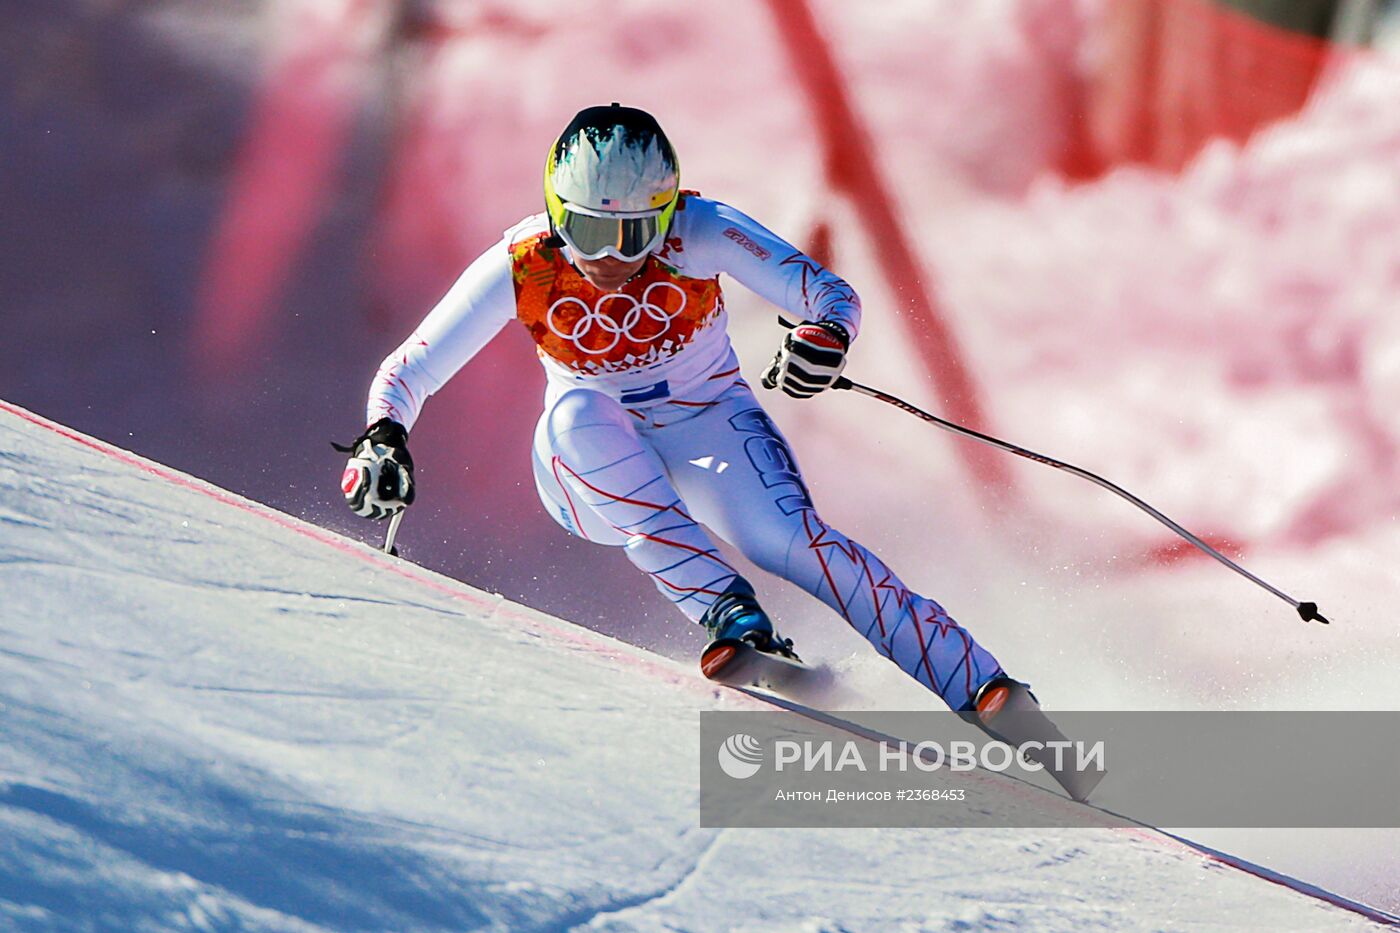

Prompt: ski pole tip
[1297,601,1329,625]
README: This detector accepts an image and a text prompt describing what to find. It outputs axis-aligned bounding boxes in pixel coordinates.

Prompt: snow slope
[2,400,1391,931]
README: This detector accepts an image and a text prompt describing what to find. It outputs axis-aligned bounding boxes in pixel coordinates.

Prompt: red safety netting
[1080,0,1353,175]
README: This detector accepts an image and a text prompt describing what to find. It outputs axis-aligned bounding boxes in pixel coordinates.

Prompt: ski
[700,637,809,692]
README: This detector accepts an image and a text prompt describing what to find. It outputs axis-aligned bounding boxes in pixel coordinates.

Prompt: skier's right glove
[333,417,415,520]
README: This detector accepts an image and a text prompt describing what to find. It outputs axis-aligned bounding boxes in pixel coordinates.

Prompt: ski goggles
[554,203,668,262]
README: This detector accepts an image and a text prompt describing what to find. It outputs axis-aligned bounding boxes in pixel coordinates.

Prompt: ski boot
[699,577,797,680]
[968,676,1037,725]
[964,676,1105,802]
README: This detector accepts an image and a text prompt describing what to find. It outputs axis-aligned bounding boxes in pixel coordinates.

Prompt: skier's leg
[532,409,627,545]
[650,386,1003,711]
[532,389,739,620]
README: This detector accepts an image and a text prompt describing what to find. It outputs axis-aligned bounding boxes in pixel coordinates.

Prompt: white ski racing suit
[366,193,1003,710]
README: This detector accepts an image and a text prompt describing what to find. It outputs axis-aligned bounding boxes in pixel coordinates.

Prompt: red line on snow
[0,400,728,702]
[5,400,1392,924]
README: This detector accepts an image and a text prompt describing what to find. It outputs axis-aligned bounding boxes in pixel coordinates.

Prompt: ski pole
[772,319,1327,623]
[383,509,404,557]
[831,375,1327,623]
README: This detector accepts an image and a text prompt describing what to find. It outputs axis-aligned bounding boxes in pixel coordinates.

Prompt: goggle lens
[557,208,663,261]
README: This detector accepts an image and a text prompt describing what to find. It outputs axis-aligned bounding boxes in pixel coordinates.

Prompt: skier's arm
[689,199,862,339]
[683,199,859,396]
[367,241,516,430]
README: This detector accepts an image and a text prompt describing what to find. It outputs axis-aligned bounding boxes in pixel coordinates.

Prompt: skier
[338,104,1025,719]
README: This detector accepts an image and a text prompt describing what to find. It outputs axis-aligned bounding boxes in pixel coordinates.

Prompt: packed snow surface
[0,405,1385,930]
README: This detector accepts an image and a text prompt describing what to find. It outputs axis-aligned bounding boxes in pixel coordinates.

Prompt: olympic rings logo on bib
[546,282,688,355]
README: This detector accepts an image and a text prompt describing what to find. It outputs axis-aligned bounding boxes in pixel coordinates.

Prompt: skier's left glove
[333,417,415,520]
[761,320,850,398]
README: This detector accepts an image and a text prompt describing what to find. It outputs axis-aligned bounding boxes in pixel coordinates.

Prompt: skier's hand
[333,418,415,520]
[761,320,850,398]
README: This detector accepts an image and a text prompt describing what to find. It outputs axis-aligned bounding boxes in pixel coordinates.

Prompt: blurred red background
[3,0,1394,652]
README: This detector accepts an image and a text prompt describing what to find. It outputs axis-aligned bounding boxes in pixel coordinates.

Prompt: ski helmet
[544,103,680,262]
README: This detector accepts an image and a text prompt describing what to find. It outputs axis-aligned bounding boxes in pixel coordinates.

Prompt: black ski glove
[761,320,850,398]
[333,417,415,519]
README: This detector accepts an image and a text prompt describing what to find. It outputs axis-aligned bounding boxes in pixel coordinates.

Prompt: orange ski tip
[976,685,1010,723]
[701,645,736,679]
